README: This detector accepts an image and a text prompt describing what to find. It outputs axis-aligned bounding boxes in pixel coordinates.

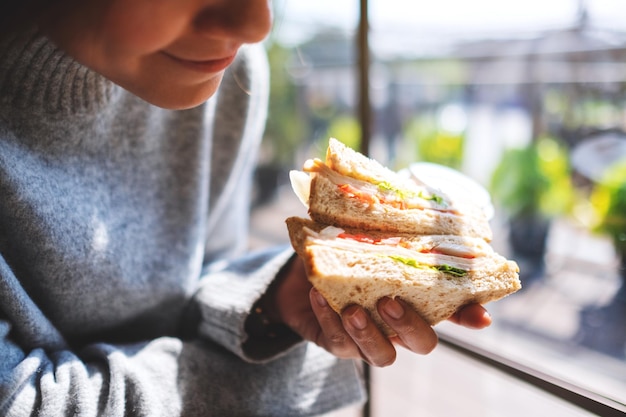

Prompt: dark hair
[0,0,54,39]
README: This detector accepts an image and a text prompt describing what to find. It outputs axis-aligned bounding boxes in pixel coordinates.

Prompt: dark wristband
[245,299,288,339]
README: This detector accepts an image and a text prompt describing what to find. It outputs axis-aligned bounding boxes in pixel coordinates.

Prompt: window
[253,1,626,415]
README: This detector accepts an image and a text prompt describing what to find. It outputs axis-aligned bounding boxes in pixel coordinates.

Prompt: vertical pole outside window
[358,0,371,157]
[357,1,372,416]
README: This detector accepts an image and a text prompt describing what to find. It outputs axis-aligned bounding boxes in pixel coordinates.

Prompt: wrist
[245,297,286,340]
[244,255,297,340]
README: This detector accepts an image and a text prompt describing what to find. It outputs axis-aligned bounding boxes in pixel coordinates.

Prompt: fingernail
[382,298,404,320]
[348,308,368,330]
[313,289,328,307]
[482,310,492,324]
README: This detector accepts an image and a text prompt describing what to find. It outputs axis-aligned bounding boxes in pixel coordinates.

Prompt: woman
[0,1,491,415]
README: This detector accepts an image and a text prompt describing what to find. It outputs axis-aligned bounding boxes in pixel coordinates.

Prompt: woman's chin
[131,76,224,110]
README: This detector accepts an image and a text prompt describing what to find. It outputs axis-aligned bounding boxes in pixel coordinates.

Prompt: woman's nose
[194,0,273,44]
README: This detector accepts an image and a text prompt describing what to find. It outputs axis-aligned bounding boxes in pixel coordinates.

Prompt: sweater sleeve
[192,246,304,362]
[0,275,365,417]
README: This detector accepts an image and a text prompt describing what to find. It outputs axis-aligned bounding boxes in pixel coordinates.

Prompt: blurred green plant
[589,160,626,256]
[490,136,575,219]
[326,115,361,150]
[310,114,361,159]
[403,112,465,170]
[262,42,307,167]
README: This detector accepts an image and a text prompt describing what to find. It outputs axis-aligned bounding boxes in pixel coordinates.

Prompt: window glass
[256,0,626,413]
[368,0,626,408]
[258,0,360,189]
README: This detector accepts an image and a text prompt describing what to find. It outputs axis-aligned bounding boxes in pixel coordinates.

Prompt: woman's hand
[273,256,491,367]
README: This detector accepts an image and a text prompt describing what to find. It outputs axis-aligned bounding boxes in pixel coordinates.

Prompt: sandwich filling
[303,158,457,213]
[304,225,495,276]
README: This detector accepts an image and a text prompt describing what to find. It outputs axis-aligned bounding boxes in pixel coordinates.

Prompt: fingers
[448,303,492,329]
[310,292,490,366]
[308,288,361,359]
[342,305,397,367]
[378,297,438,355]
[309,288,397,366]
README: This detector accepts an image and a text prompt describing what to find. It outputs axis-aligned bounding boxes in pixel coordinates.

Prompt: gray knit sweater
[0,31,364,416]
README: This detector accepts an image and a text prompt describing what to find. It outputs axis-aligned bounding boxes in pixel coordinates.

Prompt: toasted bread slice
[298,138,493,240]
[286,217,520,336]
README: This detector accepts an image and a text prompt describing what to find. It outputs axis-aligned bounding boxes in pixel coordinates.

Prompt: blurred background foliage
[403,111,465,170]
[590,160,626,256]
[489,136,575,220]
[261,42,305,167]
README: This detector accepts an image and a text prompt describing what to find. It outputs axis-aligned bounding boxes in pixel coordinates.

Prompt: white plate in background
[401,162,494,220]
[571,133,626,184]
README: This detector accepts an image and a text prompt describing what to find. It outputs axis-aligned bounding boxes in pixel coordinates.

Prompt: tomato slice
[338,232,380,244]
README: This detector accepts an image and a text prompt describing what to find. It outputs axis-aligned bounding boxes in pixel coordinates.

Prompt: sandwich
[289,137,493,240]
[286,217,520,335]
[286,138,521,335]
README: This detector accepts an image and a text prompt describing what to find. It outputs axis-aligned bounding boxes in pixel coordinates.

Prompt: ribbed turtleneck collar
[0,28,119,115]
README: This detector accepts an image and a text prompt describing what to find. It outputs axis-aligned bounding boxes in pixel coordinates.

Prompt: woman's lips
[164,53,236,74]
